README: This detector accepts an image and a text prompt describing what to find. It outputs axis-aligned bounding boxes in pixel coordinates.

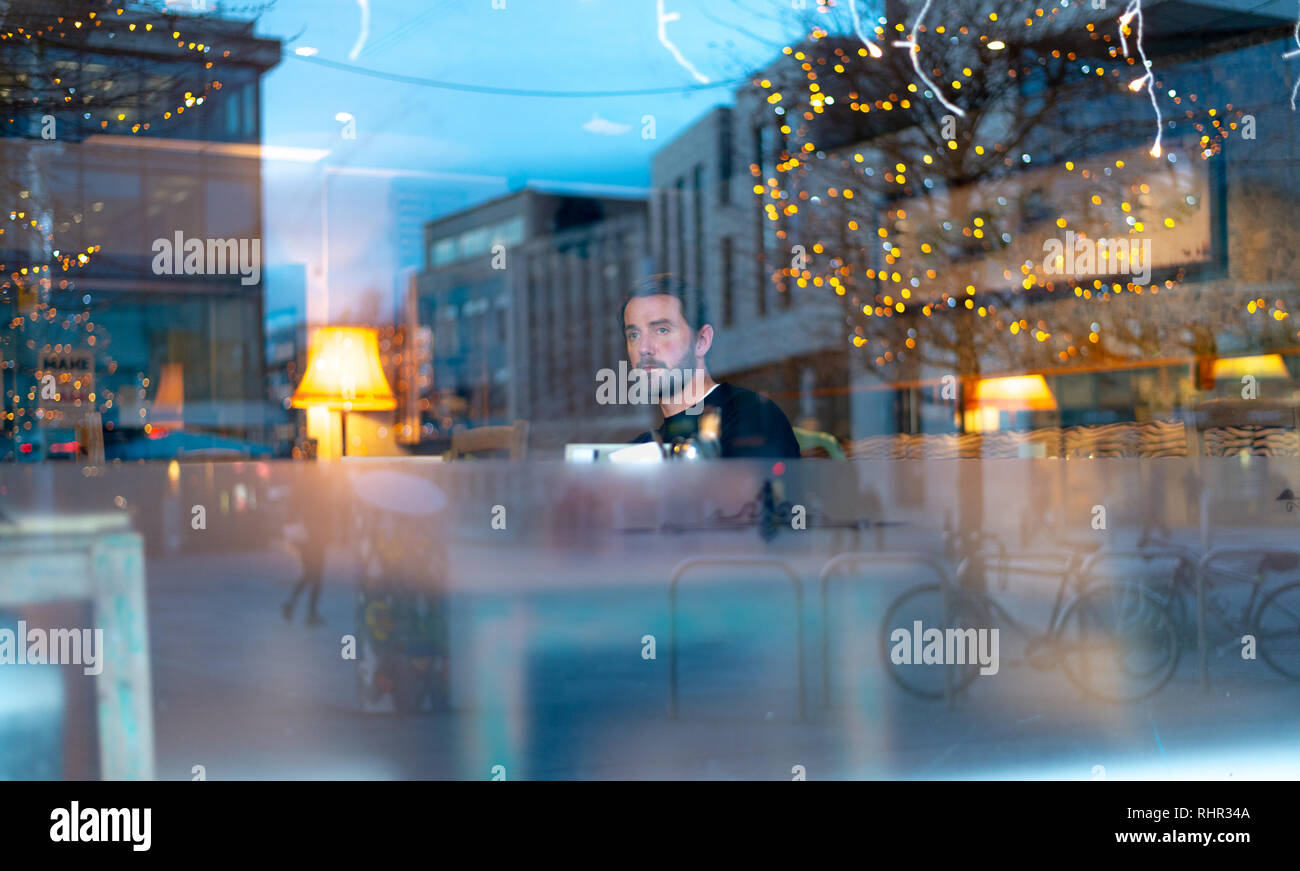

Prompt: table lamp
[291,326,396,457]
[1210,354,1289,382]
[965,374,1057,433]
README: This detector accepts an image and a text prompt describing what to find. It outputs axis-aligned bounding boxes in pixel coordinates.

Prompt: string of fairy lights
[1,2,234,136]
[756,0,1285,374]
[3,2,236,280]
[2,1,239,438]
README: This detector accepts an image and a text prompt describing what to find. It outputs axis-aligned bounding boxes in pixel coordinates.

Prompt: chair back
[445,420,529,460]
[793,426,844,459]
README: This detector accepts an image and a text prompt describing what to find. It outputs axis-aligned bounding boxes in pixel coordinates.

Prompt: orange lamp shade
[1210,354,1289,381]
[291,326,396,411]
[970,374,1057,411]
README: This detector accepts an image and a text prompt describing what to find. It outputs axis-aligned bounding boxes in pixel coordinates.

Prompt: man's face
[623,295,701,390]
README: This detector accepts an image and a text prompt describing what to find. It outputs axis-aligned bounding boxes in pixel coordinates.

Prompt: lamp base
[305,407,343,459]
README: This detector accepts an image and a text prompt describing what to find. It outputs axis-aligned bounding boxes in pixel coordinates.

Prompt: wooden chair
[443,419,529,460]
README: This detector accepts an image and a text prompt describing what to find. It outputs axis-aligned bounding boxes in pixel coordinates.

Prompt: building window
[498,216,525,246]
[778,264,793,310]
[613,245,628,368]
[461,226,492,260]
[721,236,734,327]
[675,176,686,282]
[775,118,793,311]
[242,83,257,138]
[432,237,457,267]
[717,114,732,205]
[225,87,242,139]
[693,164,704,316]
[658,189,670,273]
[573,246,586,415]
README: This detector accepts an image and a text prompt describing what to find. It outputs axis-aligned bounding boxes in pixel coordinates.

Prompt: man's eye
[627,331,638,340]
[657,327,670,334]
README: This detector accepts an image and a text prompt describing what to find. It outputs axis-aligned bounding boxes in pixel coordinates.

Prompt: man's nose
[636,335,656,359]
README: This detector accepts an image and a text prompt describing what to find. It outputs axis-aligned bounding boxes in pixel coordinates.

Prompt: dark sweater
[632,382,801,459]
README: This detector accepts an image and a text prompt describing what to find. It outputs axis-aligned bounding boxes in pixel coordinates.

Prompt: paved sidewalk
[143,541,1300,779]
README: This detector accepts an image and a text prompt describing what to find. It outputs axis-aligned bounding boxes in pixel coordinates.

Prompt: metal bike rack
[953,549,1075,589]
[818,552,957,709]
[668,556,805,721]
[1072,545,1199,687]
[1078,545,1201,584]
[1196,545,1300,692]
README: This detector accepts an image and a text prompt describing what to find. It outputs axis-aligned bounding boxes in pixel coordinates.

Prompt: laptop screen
[564,443,663,463]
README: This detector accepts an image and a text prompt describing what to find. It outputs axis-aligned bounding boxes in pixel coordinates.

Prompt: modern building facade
[0,2,281,461]
[412,187,651,451]
[650,103,854,437]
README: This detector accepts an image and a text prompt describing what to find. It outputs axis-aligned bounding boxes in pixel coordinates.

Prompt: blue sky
[244,0,817,321]
[257,0,802,183]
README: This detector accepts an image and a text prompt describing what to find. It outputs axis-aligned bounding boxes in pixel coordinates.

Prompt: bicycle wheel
[880,584,985,700]
[1254,581,1300,680]
[1116,560,1193,646]
[1159,562,1194,646]
[1058,581,1180,703]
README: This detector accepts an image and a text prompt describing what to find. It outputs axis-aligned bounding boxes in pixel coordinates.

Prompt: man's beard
[637,345,698,403]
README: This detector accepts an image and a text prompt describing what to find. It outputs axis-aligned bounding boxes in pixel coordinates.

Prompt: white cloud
[581,114,631,136]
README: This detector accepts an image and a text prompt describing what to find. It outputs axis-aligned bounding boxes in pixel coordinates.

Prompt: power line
[363,0,453,57]
[287,52,748,98]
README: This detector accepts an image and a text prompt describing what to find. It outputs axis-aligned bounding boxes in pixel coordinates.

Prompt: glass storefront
[3,0,1300,793]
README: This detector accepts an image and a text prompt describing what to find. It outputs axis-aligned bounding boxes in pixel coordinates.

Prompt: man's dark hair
[619,273,711,334]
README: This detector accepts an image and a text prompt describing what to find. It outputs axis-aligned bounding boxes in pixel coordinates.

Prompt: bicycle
[1130,534,1300,681]
[881,532,1181,703]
